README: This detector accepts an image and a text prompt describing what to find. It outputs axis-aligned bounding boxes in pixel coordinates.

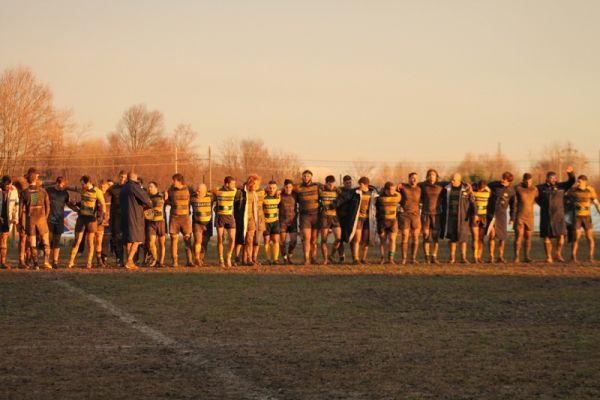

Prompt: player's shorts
[356,218,370,231]
[74,215,96,234]
[377,219,398,234]
[146,220,166,237]
[0,219,9,233]
[193,221,209,237]
[356,218,371,244]
[246,217,265,233]
[399,212,421,230]
[319,215,340,229]
[48,222,63,248]
[470,214,487,229]
[48,221,64,236]
[515,218,534,232]
[575,216,593,231]
[280,218,298,233]
[169,215,192,236]
[421,214,440,242]
[215,214,236,229]
[264,221,281,236]
[300,213,319,230]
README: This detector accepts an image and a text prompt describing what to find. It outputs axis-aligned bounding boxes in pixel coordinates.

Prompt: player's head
[172,173,184,186]
[343,175,352,189]
[501,171,514,186]
[358,176,370,191]
[118,170,127,185]
[302,170,313,184]
[408,172,418,186]
[197,183,207,197]
[522,173,532,187]
[577,175,588,188]
[148,181,158,195]
[426,169,438,184]
[384,181,395,195]
[267,180,277,195]
[283,179,294,194]
[325,175,335,190]
[80,175,93,190]
[546,171,557,185]
[224,176,236,190]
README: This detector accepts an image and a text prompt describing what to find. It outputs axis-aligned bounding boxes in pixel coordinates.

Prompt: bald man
[441,173,475,264]
[120,171,152,269]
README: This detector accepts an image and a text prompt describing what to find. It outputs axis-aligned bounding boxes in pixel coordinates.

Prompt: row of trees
[359,144,592,187]
[0,66,597,190]
[0,67,301,189]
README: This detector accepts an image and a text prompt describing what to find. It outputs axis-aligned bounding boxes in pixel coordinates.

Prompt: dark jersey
[279,192,298,224]
[107,183,124,219]
[487,181,516,220]
[515,185,538,221]
[400,184,421,215]
[419,182,443,215]
[46,186,70,225]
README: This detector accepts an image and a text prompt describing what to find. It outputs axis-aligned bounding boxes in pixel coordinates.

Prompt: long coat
[486,181,516,240]
[120,180,152,243]
[440,182,475,242]
[338,188,358,243]
[337,185,379,245]
[233,186,266,245]
[536,172,575,238]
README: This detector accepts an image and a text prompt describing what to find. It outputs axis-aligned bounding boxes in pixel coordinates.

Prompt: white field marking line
[53,279,176,346]
[51,278,278,400]
[2,344,162,351]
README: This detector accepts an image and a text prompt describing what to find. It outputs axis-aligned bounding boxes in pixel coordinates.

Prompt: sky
[1,0,599,170]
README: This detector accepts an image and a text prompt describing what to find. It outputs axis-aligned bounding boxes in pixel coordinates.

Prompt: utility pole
[174,130,179,173]
[208,145,212,190]
[557,148,562,181]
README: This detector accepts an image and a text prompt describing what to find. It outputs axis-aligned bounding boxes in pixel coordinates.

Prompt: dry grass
[1,266,599,399]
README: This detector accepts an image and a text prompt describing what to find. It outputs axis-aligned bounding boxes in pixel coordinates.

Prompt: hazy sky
[1,0,599,168]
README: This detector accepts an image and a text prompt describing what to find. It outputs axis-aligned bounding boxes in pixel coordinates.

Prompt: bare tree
[240,139,267,177]
[0,66,67,176]
[171,123,198,153]
[216,137,301,185]
[267,152,301,183]
[218,137,242,179]
[353,159,376,179]
[109,104,164,152]
[456,150,516,182]
[391,161,417,184]
[532,142,589,182]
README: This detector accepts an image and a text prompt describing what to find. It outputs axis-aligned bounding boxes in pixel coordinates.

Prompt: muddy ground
[1,264,599,399]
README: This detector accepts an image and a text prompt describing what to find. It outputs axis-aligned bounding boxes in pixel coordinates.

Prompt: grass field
[1,237,600,399]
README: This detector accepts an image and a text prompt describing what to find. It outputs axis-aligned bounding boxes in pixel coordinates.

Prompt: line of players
[2,165,598,269]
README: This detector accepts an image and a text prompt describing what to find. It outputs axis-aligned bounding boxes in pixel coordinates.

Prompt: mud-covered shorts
[319,215,340,229]
[300,213,319,230]
[514,218,534,232]
[280,218,298,233]
[146,220,166,237]
[470,214,488,229]
[215,214,236,229]
[169,215,192,236]
[575,216,593,231]
[193,221,210,237]
[377,218,398,234]
[421,214,440,242]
